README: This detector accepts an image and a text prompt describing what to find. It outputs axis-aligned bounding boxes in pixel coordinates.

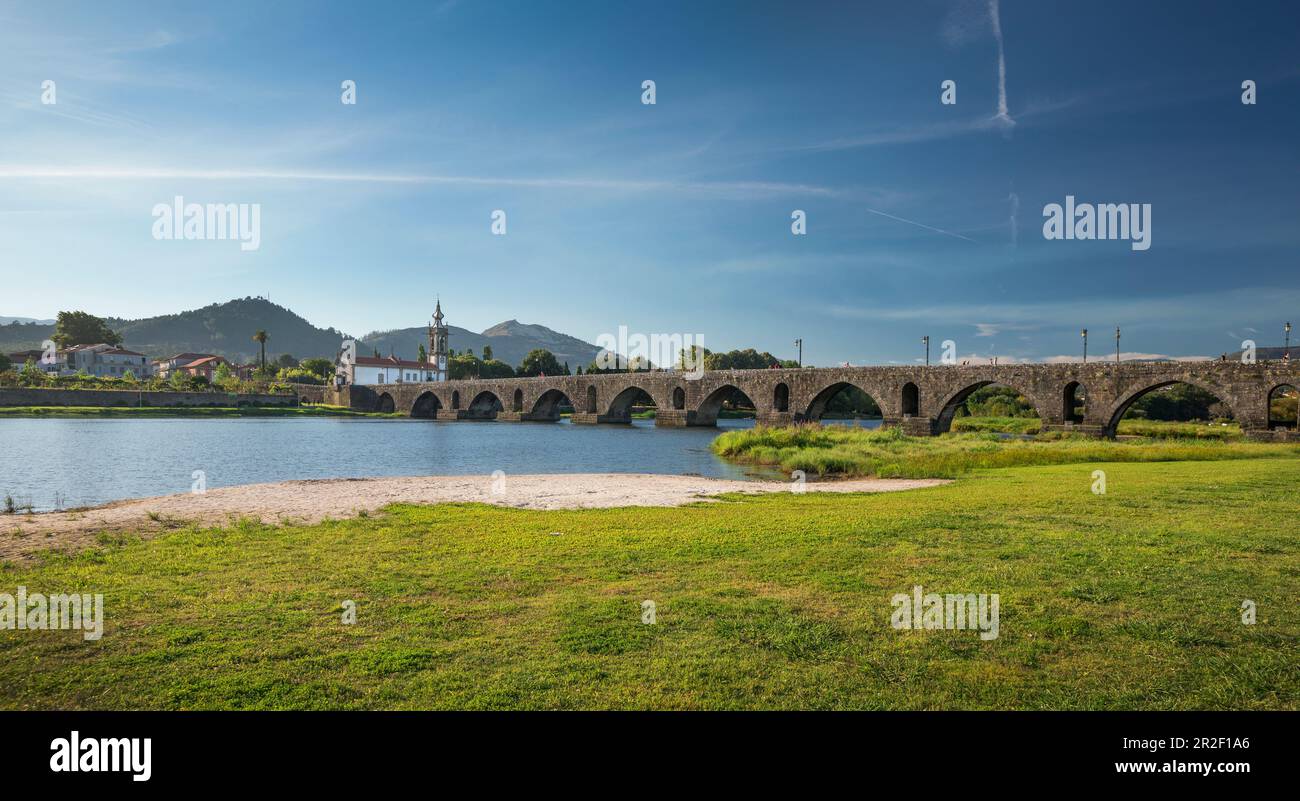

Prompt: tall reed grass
[711,423,1297,478]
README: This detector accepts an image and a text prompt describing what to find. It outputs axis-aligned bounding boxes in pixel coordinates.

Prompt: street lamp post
[794,338,802,368]
[1115,326,1121,365]
[1286,322,1292,361]
[922,336,930,366]
[1081,328,1088,363]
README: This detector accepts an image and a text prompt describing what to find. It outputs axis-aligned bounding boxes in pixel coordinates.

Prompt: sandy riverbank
[0,473,948,563]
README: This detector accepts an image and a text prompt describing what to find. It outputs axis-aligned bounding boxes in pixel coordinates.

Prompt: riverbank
[2,457,1294,710]
[0,404,399,418]
[0,472,946,563]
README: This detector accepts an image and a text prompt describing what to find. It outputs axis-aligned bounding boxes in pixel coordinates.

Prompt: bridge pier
[896,416,936,436]
[655,409,716,427]
[571,412,631,424]
[755,412,794,427]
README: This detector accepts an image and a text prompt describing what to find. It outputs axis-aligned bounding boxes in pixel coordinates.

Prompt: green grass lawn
[0,404,400,418]
[1,456,1296,710]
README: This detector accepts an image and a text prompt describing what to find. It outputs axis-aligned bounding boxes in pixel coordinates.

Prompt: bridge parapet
[327,360,1299,438]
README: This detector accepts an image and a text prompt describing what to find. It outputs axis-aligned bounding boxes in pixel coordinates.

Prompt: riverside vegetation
[711,423,1297,479]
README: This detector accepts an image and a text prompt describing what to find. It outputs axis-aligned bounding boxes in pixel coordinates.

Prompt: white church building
[337,300,450,386]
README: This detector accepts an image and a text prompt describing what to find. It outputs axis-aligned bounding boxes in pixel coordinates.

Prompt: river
[0,416,882,511]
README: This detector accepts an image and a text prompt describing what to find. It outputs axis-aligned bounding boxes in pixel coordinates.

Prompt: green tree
[277,353,298,369]
[214,361,233,383]
[0,353,10,372]
[252,330,269,369]
[19,359,44,383]
[480,359,516,379]
[53,311,122,348]
[300,358,333,379]
[518,348,563,377]
[418,344,428,363]
[448,353,481,380]
[482,345,493,361]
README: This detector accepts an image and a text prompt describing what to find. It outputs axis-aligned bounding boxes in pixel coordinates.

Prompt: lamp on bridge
[1081,328,1088,363]
[922,336,930,366]
[794,338,803,368]
[1115,326,1121,365]
[1286,321,1292,361]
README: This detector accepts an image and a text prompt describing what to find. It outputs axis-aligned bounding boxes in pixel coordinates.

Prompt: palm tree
[253,330,268,370]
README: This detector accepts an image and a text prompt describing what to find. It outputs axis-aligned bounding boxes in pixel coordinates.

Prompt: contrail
[989,0,1015,128]
[865,208,976,243]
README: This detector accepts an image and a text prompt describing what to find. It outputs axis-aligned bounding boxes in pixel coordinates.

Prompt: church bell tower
[429,299,449,382]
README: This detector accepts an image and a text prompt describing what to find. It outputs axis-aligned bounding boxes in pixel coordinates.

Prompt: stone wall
[290,383,328,404]
[0,387,298,408]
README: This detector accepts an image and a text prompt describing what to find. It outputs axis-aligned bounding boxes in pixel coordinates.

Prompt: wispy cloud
[0,165,977,241]
[988,0,1015,130]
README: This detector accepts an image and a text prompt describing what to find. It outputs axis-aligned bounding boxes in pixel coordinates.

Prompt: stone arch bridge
[328,362,1300,439]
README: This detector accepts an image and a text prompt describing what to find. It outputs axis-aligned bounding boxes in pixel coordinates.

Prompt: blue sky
[2,0,1298,365]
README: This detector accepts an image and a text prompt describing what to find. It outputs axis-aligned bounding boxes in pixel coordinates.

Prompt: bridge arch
[1268,383,1297,430]
[698,384,757,422]
[412,390,442,418]
[375,392,396,414]
[467,390,504,420]
[1063,381,1087,425]
[773,382,789,413]
[672,386,686,410]
[512,388,524,412]
[531,388,573,420]
[901,382,919,417]
[935,380,1042,433]
[605,385,656,421]
[804,381,884,422]
[585,385,597,414]
[451,390,460,410]
[1103,378,1232,437]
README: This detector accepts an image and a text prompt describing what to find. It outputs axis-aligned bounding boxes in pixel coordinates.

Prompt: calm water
[0,416,882,511]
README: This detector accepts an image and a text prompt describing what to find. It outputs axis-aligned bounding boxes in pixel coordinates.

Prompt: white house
[343,355,443,385]
[60,344,153,378]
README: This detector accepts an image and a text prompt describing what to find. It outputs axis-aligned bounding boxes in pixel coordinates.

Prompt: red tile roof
[353,355,431,370]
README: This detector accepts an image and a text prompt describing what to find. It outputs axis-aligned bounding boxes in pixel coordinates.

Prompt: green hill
[1,299,601,369]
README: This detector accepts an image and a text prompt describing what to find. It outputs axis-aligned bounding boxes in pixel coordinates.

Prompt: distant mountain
[361,319,601,369]
[0,298,354,363]
[110,298,355,363]
[1,299,602,369]
[0,316,55,325]
[0,321,56,353]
